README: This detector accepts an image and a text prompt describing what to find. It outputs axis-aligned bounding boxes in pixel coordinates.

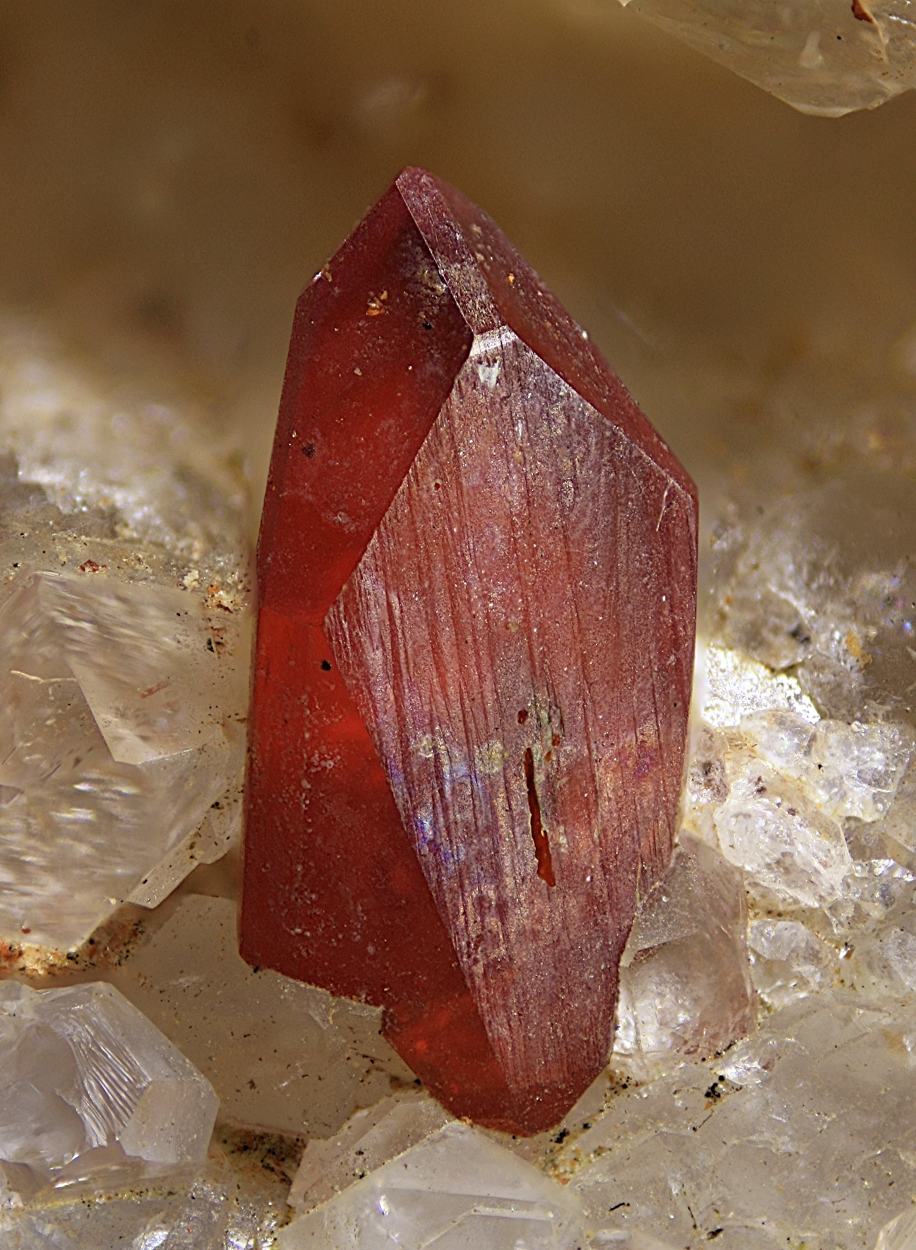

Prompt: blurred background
[1,0,914,528]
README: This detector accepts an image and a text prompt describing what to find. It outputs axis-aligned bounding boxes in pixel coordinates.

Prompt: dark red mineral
[241,168,698,1134]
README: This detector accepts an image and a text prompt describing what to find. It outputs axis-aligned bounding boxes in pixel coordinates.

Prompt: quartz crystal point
[0,981,217,1200]
[242,167,698,1133]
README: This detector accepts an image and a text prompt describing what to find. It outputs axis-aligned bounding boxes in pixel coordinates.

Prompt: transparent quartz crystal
[0,571,247,947]
[0,981,217,1201]
[0,1149,285,1249]
[280,1096,586,1250]
[614,837,754,1079]
[569,992,914,1250]
[612,0,916,117]
[0,316,250,950]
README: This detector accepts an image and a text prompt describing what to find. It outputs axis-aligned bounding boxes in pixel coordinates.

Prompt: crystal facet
[280,1097,586,1250]
[241,168,698,1133]
[0,570,246,948]
[0,981,217,1200]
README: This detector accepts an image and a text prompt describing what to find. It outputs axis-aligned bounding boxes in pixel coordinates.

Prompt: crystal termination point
[241,168,698,1134]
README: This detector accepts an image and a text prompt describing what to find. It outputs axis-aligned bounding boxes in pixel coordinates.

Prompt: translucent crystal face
[0,981,217,1199]
[603,0,916,117]
[0,571,246,948]
[281,1105,586,1250]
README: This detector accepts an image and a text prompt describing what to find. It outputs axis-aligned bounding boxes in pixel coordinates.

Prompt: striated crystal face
[0,981,217,1200]
[241,167,698,1133]
[0,570,246,948]
[280,1098,586,1250]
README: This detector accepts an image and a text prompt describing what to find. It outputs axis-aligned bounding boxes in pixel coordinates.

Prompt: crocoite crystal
[241,168,698,1134]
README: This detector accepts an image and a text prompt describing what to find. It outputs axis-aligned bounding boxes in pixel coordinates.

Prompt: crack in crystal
[524,747,555,887]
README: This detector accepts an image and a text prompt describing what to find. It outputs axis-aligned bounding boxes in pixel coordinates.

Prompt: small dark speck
[206,638,216,653]
[707,1230,724,1241]
[421,320,433,331]
[518,709,529,724]
[552,1127,569,1144]
[320,659,332,671]
[302,443,316,458]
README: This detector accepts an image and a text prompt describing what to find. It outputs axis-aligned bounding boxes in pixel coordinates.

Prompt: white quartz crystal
[614,837,753,1079]
[0,981,217,1200]
[0,570,247,948]
[117,895,411,1137]
[713,757,854,907]
[0,1148,285,1248]
[281,1098,585,1249]
[569,992,914,1250]
[747,918,836,1008]
[611,0,916,117]
[0,317,250,950]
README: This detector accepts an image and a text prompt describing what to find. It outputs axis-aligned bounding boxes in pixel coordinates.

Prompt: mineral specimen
[0,571,246,948]
[611,0,916,117]
[0,1149,286,1249]
[242,167,698,1133]
[280,1096,585,1249]
[0,981,217,1200]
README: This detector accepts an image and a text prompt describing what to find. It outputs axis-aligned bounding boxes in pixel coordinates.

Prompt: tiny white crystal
[698,643,820,730]
[713,759,853,907]
[0,981,217,1200]
[117,895,410,1137]
[747,918,836,1008]
[280,1099,585,1249]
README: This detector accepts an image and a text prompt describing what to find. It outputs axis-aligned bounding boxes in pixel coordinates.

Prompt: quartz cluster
[0,317,249,950]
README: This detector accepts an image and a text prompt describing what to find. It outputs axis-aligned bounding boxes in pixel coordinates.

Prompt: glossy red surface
[241,168,698,1134]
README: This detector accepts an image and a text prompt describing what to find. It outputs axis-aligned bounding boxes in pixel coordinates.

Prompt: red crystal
[241,168,698,1135]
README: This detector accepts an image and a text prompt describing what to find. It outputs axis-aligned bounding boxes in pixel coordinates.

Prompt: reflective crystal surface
[613,836,753,1079]
[280,1097,586,1249]
[0,981,217,1200]
[0,572,246,948]
[568,992,914,1250]
[0,317,250,950]
[0,1150,285,1249]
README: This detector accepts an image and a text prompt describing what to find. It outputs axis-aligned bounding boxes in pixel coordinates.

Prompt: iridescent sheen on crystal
[241,168,698,1134]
